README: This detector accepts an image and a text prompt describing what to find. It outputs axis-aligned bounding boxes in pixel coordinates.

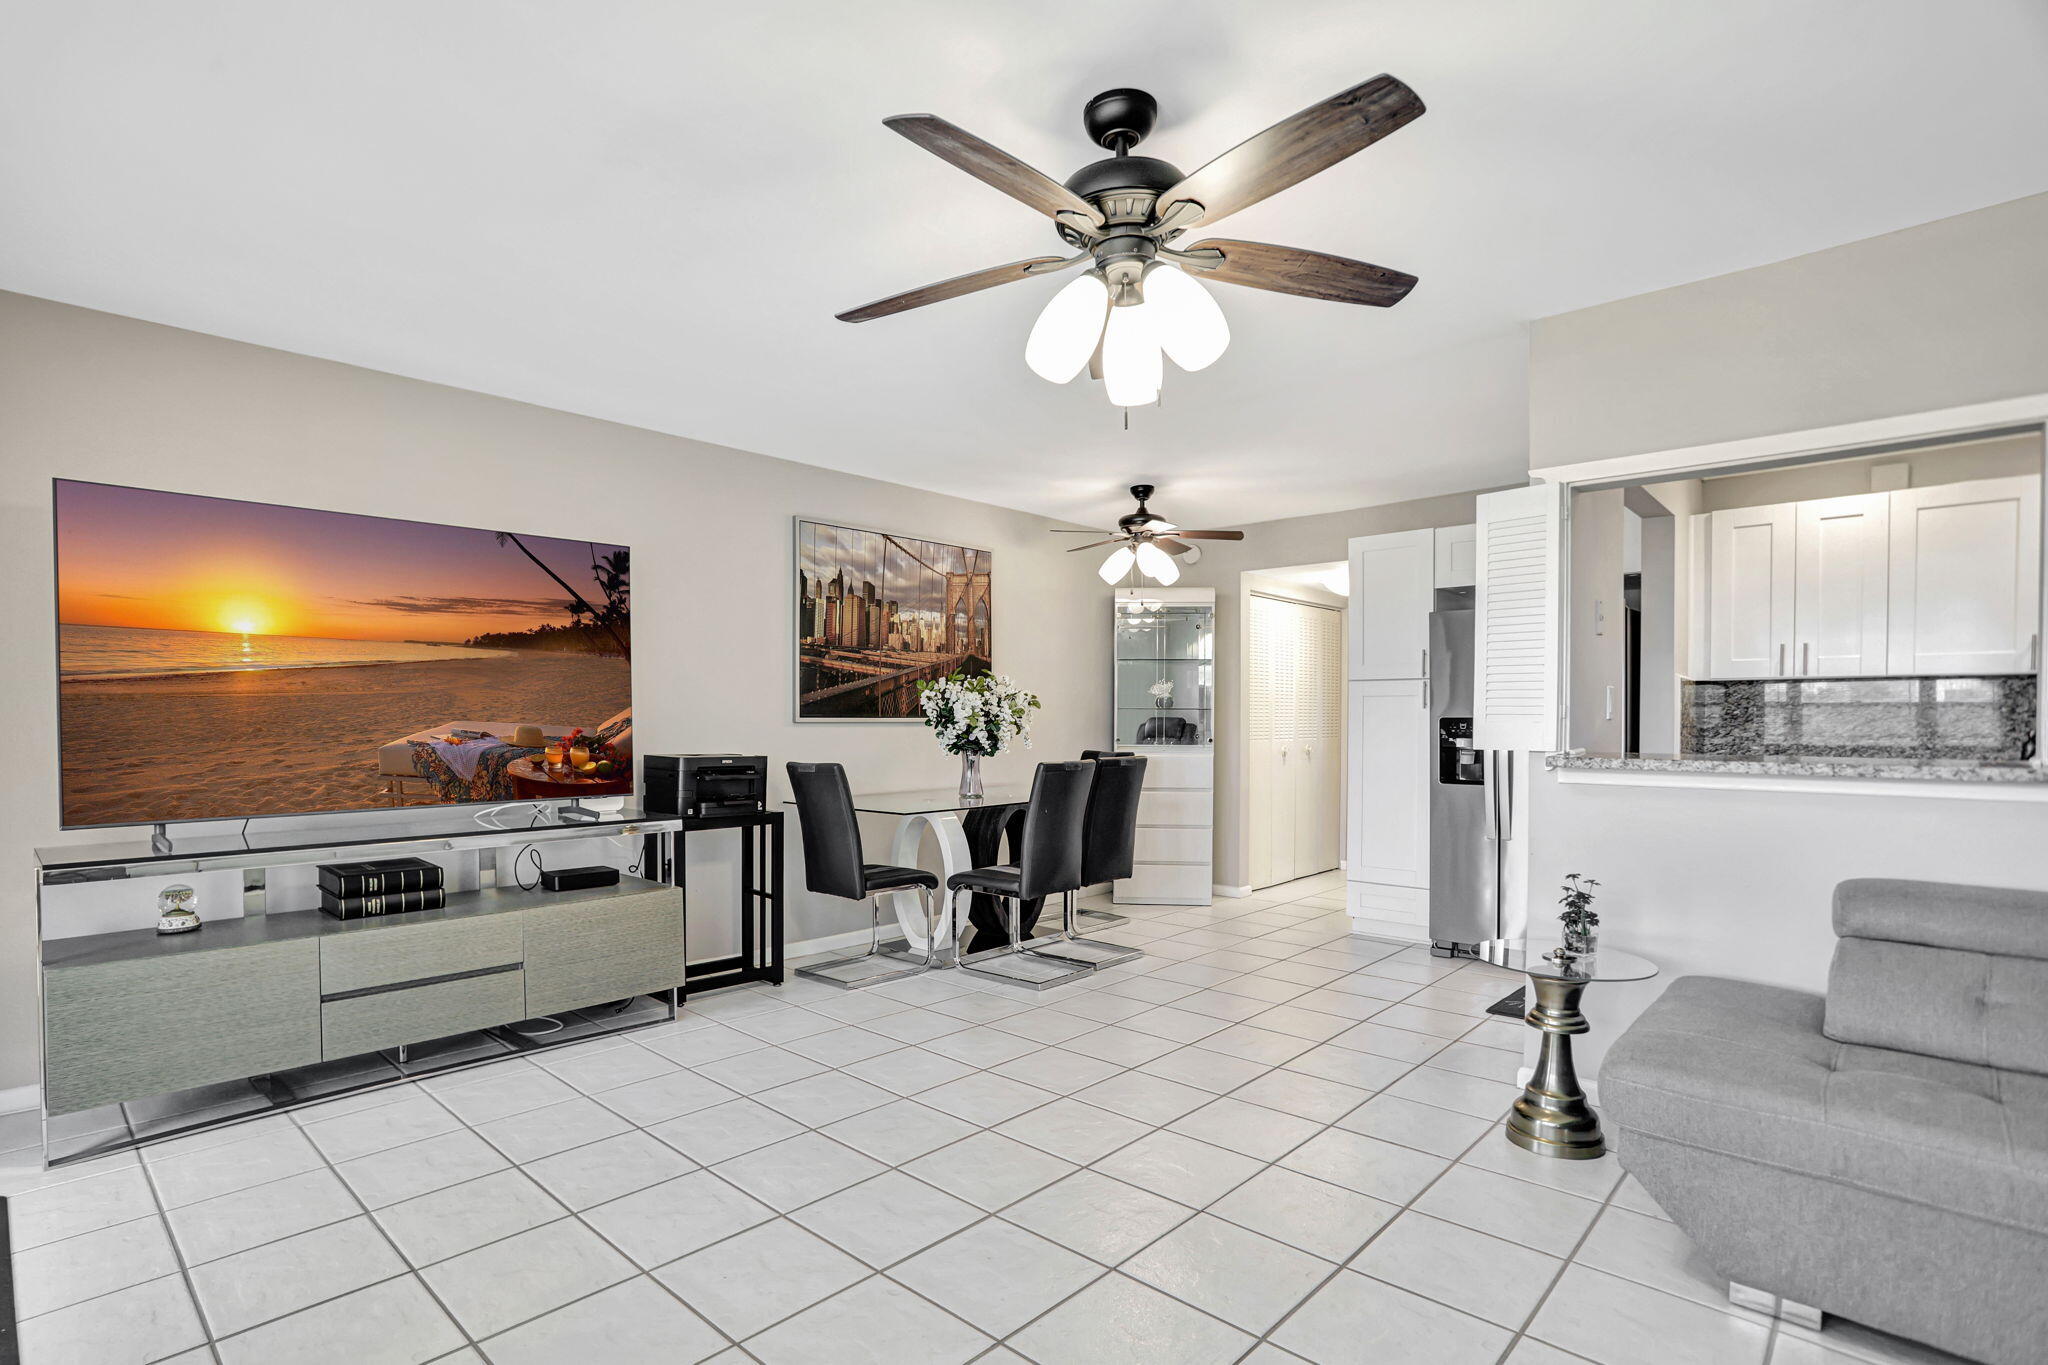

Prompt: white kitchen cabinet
[1886,475,2042,674]
[1793,493,1890,676]
[1434,523,1477,588]
[1348,529,1434,680]
[1345,679,1430,890]
[1708,503,1796,677]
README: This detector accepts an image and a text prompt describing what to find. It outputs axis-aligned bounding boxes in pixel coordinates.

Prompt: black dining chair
[948,760,1096,989]
[787,762,940,989]
[1075,749,1136,928]
[1040,754,1147,966]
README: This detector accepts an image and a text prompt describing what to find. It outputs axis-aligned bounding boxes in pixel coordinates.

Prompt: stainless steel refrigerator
[1428,588,1516,953]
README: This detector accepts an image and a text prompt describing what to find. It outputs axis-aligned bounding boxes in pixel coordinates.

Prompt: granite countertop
[1546,751,2048,784]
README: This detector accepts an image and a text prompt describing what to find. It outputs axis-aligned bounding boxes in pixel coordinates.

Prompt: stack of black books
[318,856,445,920]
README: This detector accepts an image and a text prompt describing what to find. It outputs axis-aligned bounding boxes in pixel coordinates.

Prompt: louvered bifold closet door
[1475,483,1566,752]
[1249,593,1300,887]
[1293,601,1345,877]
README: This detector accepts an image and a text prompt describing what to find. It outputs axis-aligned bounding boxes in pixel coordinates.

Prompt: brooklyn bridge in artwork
[795,519,991,719]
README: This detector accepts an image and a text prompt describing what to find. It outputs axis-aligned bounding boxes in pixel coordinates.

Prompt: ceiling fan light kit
[1069,484,1245,586]
[838,77,1424,409]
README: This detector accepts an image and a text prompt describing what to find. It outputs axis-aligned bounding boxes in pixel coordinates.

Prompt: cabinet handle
[1777,643,1786,676]
[1421,678,1430,710]
[1421,648,1429,678]
[1801,642,1810,675]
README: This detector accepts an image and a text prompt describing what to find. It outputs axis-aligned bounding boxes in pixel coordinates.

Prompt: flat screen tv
[53,480,632,829]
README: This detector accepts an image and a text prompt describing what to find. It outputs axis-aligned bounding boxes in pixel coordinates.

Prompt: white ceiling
[4,2,2046,529]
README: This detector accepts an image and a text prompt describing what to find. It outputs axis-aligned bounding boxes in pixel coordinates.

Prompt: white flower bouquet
[917,672,1040,797]
[917,672,1040,758]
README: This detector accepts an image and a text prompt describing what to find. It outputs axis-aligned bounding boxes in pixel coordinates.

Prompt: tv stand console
[34,804,688,1167]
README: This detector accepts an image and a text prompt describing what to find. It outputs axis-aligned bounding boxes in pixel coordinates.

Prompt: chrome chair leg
[958,891,1095,990]
[794,889,932,990]
[1032,889,1143,968]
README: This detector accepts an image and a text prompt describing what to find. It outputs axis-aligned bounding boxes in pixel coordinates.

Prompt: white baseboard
[1,1083,42,1116]
[1212,884,1253,899]
[1512,1066,1597,1104]
[780,926,883,961]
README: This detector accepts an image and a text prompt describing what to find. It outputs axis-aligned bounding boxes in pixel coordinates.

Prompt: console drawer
[321,968,524,1060]
[44,938,321,1116]
[524,886,685,1017]
[320,913,523,994]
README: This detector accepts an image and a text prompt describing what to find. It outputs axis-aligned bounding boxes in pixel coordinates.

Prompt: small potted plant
[1149,677,1175,710]
[1556,873,1601,958]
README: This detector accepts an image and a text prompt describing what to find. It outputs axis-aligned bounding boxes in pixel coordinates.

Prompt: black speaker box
[540,865,621,892]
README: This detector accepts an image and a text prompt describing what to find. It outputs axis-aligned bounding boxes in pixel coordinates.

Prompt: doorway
[1246,566,1346,890]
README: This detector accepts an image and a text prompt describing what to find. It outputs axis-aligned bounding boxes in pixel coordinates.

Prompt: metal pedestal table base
[1506,974,1605,1159]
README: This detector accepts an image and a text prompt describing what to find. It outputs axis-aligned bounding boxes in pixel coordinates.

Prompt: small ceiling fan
[837,77,1424,407]
[1057,484,1244,584]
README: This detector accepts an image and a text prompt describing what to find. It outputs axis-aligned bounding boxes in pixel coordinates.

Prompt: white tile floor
[1,871,1973,1365]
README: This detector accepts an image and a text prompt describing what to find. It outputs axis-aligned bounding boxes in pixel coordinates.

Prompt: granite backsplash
[1682,675,2038,760]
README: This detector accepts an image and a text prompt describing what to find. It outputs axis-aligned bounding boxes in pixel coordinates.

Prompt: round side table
[506,756,633,801]
[1475,939,1658,1161]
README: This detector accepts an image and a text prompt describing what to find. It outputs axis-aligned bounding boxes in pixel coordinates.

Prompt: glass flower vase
[958,753,984,799]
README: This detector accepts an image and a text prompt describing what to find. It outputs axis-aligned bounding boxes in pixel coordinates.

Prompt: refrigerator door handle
[1490,757,1507,843]
[1496,750,1513,842]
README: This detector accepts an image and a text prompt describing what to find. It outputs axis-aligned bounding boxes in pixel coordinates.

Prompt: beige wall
[0,291,1112,1098]
[1526,193,2048,1079]
[1531,193,2048,468]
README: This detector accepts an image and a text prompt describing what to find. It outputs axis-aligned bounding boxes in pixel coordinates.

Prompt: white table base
[884,811,972,955]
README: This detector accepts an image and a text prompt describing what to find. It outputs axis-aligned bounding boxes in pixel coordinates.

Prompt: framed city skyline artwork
[794,518,992,721]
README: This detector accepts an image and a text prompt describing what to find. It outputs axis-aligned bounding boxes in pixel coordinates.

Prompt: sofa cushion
[1826,879,2048,1077]
[1603,975,2048,1237]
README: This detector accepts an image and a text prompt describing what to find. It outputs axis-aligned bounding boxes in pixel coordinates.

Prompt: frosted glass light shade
[1145,263,1229,372]
[1025,273,1108,383]
[1097,545,1136,584]
[1100,301,1162,407]
[1134,540,1180,585]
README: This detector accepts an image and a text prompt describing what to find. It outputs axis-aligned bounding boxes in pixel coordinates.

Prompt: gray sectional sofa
[1601,878,2048,1365]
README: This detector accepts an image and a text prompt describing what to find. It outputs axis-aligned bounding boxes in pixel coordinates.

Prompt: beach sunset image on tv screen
[53,480,632,827]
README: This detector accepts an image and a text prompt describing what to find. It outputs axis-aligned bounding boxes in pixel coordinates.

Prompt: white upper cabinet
[1886,475,2042,675]
[1699,474,2041,678]
[1434,524,1477,587]
[1794,493,1890,676]
[1348,529,1434,679]
[1708,503,1796,678]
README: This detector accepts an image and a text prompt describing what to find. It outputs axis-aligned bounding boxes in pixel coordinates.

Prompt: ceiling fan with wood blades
[1055,484,1244,584]
[837,78,1424,407]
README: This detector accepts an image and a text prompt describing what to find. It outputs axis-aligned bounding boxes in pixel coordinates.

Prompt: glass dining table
[786,783,1040,960]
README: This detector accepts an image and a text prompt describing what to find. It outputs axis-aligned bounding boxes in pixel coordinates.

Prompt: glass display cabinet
[1110,586,1215,905]
[1114,588,1216,747]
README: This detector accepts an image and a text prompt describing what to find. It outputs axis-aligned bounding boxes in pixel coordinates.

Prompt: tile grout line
[1240,1093,1516,1360]
[133,1126,238,1363]
[11,887,1508,1363]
